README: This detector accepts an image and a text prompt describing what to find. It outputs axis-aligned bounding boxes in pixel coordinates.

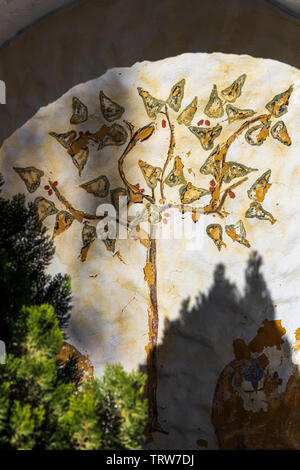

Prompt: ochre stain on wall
[212,319,300,449]
[57,342,94,382]
[294,327,300,353]
[196,439,208,448]
[248,319,286,353]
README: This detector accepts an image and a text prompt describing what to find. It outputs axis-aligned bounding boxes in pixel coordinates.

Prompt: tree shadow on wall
[142,251,300,450]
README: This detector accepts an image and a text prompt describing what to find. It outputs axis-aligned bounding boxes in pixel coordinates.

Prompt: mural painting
[0,53,299,448]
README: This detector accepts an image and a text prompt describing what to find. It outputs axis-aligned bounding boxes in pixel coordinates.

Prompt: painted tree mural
[13,74,293,434]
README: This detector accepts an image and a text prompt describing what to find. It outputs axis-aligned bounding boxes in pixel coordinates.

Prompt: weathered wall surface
[0,52,300,449]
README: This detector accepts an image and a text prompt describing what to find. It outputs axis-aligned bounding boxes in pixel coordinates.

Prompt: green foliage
[0,304,147,450]
[100,364,148,449]
[52,365,147,450]
[0,191,72,351]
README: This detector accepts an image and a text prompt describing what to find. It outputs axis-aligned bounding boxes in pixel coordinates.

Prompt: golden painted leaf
[70,97,88,124]
[265,85,293,117]
[225,104,255,122]
[177,97,197,126]
[247,170,271,203]
[98,222,117,253]
[200,145,222,180]
[137,87,165,119]
[271,121,291,146]
[128,187,143,203]
[80,223,97,262]
[49,130,77,148]
[145,203,162,224]
[82,223,97,247]
[103,238,116,253]
[72,147,89,176]
[179,183,210,204]
[13,166,44,193]
[245,201,276,224]
[165,156,186,187]
[204,84,224,118]
[138,160,162,189]
[99,90,125,122]
[53,211,74,237]
[134,123,156,143]
[34,197,58,224]
[225,220,250,248]
[97,123,128,149]
[224,162,258,183]
[166,79,185,112]
[245,122,270,146]
[221,74,247,103]
[80,124,127,151]
[206,224,226,251]
[80,175,110,198]
[67,131,93,157]
[189,124,222,150]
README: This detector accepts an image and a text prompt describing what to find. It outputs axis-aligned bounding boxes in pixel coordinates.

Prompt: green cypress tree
[0,178,71,352]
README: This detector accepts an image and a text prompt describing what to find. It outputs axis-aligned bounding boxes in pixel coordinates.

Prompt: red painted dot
[162,119,167,128]
[136,183,140,188]
[48,189,53,196]
[44,185,50,190]
[53,181,58,186]
[228,190,236,199]
[209,186,214,193]
[197,119,204,126]
[210,180,216,187]
[205,120,210,126]
[163,218,168,224]
[165,212,170,217]
[140,188,145,193]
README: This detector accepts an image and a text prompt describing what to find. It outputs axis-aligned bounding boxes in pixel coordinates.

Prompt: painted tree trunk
[144,228,162,433]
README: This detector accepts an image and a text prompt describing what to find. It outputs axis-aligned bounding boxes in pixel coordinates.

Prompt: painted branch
[225,113,271,149]
[160,106,175,203]
[49,180,104,222]
[217,176,249,212]
[204,113,271,213]
[118,123,156,204]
